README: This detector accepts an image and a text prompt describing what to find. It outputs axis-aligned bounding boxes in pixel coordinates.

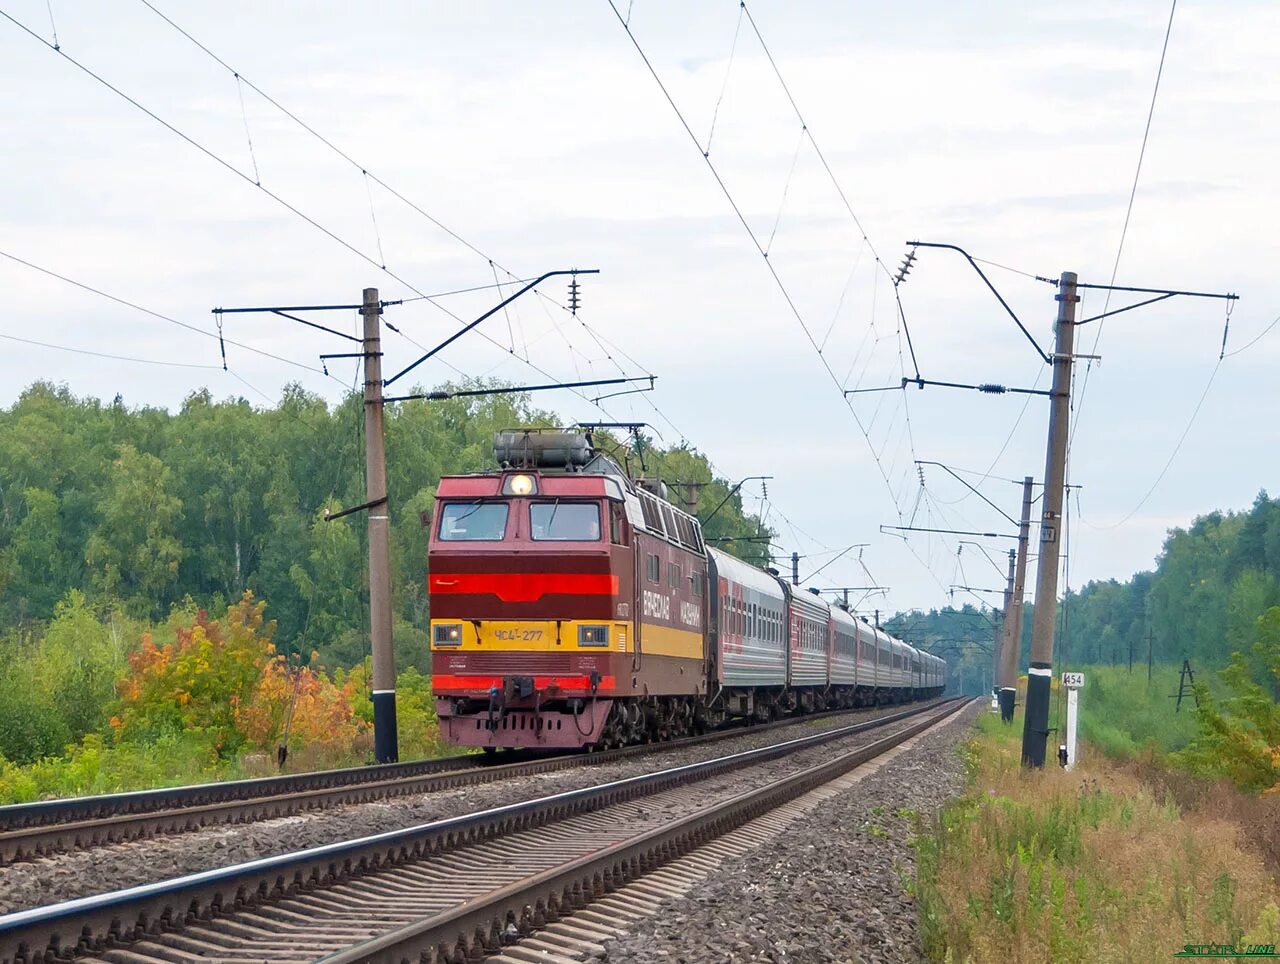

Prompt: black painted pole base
[373,690,399,764]
[998,687,1016,723]
[1020,663,1052,768]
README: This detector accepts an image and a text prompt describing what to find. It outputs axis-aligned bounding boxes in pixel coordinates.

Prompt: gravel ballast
[600,702,978,964]
[0,703,937,915]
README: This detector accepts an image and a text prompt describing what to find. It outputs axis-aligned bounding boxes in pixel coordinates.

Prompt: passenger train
[428,430,946,750]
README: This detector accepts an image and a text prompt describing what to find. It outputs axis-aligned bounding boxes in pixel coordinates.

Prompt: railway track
[0,697,966,963]
[0,699,941,866]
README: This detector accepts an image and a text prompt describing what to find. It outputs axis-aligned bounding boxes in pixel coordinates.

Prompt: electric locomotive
[429,429,708,749]
[428,429,947,750]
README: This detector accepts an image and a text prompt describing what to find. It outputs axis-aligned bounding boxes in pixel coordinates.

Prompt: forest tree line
[881,492,1280,696]
[0,381,775,672]
[0,382,777,783]
[1058,491,1280,674]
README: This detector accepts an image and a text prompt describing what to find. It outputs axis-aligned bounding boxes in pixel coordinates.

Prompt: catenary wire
[605,0,920,526]
[1221,312,1280,358]
[132,1,661,402]
[0,249,339,380]
[3,6,647,425]
[1081,356,1220,531]
[129,0,857,541]
[136,0,711,481]
[0,331,224,369]
[1070,0,1178,449]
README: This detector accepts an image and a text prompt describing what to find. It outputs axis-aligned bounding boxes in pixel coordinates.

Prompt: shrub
[113,592,274,756]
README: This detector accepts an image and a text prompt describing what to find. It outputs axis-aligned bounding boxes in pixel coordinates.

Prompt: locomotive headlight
[578,625,608,647]
[433,623,463,646]
[505,473,537,496]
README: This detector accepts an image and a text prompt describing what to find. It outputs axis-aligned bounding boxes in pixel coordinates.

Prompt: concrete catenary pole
[992,548,1014,712]
[791,551,800,587]
[1021,272,1078,768]
[363,287,398,763]
[998,476,1034,722]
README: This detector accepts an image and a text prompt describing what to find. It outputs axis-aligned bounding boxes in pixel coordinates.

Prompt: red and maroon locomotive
[429,429,946,751]
[429,430,708,749]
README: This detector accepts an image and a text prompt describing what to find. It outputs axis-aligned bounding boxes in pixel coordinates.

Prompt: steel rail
[0,753,489,830]
[327,698,971,963]
[0,700,957,962]
[0,699,939,865]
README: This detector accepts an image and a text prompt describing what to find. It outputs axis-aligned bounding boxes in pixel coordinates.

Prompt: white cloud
[0,0,1274,613]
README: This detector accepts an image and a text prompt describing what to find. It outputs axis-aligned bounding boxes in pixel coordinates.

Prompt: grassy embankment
[0,593,453,803]
[911,671,1280,963]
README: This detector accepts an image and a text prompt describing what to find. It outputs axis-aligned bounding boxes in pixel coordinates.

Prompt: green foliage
[0,731,225,802]
[0,686,71,765]
[1176,607,1280,792]
[85,445,185,617]
[0,592,132,763]
[1076,664,1200,757]
[0,382,771,666]
[1053,491,1280,673]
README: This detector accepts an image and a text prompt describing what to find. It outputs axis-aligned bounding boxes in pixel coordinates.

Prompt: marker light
[505,473,537,496]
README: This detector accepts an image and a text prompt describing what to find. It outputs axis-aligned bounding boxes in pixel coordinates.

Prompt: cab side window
[609,504,626,545]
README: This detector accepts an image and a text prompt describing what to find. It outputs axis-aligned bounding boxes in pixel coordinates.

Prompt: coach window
[646,553,660,583]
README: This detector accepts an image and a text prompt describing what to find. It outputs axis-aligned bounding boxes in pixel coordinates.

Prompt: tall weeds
[913,714,1280,963]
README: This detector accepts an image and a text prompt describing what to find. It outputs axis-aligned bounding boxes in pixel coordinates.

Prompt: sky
[2,0,1278,620]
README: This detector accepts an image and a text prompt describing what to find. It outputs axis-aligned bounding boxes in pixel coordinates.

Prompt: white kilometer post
[1062,672,1085,770]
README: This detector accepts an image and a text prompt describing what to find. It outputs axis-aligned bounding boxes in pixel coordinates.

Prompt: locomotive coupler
[502,675,535,701]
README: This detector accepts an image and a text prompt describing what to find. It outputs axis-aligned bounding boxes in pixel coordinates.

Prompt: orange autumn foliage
[235,654,367,753]
[112,591,365,758]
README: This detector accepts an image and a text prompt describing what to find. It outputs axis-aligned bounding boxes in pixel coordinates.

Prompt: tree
[1179,606,1280,793]
[113,592,275,756]
[4,488,68,619]
[85,446,184,617]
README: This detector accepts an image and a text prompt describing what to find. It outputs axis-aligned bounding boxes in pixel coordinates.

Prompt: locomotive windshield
[438,502,509,541]
[530,501,601,541]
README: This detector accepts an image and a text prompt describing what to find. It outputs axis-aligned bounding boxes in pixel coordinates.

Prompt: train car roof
[706,546,787,597]
[831,605,859,630]
[788,586,833,616]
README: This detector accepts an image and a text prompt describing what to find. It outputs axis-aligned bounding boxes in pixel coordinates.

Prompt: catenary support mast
[998,476,1034,722]
[363,287,399,763]
[994,547,1014,714]
[1021,272,1078,767]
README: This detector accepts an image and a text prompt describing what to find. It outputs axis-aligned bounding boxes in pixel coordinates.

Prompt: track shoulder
[534,700,979,964]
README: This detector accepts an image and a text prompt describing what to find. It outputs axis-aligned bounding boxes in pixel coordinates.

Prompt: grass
[910,709,1280,963]
[0,721,457,804]
[1075,664,1201,757]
